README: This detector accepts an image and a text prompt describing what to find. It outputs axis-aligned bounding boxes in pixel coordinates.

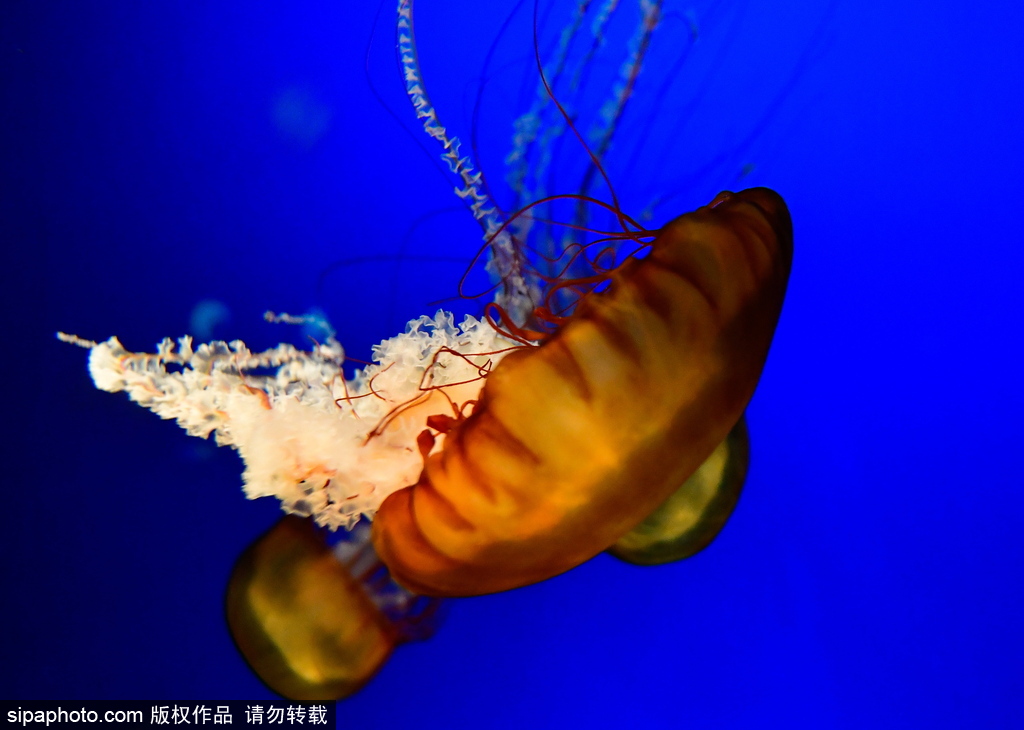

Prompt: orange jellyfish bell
[226,516,440,700]
[371,187,793,597]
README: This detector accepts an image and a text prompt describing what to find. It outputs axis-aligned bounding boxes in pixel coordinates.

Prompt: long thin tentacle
[397,0,538,324]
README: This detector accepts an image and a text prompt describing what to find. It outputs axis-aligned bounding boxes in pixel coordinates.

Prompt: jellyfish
[369,0,791,595]
[226,516,439,700]
[60,0,793,699]
[371,185,791,596]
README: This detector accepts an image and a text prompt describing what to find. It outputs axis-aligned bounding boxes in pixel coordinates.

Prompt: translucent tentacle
[505,0,597,211]
[574,0,663,229]
[506,0,620,268]
[397,0,537,325]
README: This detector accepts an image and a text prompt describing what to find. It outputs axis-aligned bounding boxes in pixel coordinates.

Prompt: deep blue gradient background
[3,1,1022,727]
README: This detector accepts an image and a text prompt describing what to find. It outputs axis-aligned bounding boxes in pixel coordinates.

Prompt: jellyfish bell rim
[732,187,793,247]
[708,187,793,253]
[607,415,751,566]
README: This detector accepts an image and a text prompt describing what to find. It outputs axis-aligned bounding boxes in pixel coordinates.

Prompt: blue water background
[3,1,1022,727]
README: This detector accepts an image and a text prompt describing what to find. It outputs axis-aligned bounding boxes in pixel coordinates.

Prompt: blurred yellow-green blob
[608,417,749,566]
[226,516,396,701]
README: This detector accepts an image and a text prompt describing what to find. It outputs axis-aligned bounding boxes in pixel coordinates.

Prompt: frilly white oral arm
[59,311,519,530]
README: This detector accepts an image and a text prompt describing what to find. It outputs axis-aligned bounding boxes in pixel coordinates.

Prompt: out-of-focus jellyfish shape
[189,299,231,341]
[226,516,439,700]
[61,0,795,699]
[272,86,333,149]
